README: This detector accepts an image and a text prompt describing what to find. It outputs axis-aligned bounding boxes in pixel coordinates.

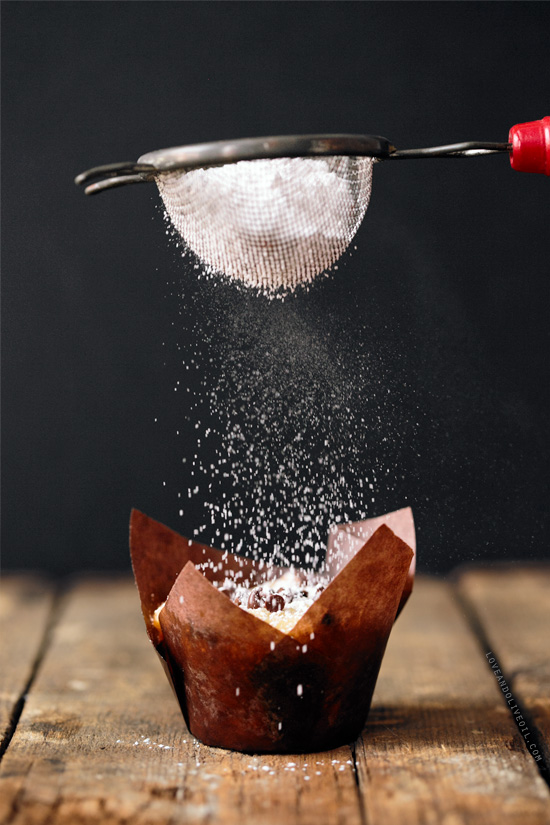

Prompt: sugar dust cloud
[154,269,421,569]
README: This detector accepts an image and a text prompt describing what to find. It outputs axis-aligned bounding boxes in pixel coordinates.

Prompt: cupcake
[130,507,415,753]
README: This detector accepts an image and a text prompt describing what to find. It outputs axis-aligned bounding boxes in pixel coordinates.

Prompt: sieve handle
[509,117,550,176]
[74,162,156,195]
[386,142,511,159]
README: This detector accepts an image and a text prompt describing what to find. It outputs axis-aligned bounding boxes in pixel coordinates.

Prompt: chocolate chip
[247,588,264,609]
[264,593,285,613]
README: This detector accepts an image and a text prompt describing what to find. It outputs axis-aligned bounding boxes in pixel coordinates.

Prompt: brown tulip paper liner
[130,507,415,754]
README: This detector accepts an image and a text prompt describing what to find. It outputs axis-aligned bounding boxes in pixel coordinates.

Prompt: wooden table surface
[1,567,549,824]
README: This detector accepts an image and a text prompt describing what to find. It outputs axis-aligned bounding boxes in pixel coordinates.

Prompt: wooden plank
[0,575,55,750]
[355,576,550,825]
[0,577,363,825]
[456,565,550,770]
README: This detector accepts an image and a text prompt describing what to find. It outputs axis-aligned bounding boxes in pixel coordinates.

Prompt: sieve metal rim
[74,134,393,194]
[137,134,394,170]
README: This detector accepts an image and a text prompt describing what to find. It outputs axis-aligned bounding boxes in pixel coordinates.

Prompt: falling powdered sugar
[157,279,421,571]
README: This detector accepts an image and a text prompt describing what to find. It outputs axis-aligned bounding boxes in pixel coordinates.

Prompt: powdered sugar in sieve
[156,156,373,293]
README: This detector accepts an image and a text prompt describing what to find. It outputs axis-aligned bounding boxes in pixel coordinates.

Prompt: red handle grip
[509,117,550,175]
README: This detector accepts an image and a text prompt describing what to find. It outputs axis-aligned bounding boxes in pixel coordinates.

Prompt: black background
[2,1,549,575]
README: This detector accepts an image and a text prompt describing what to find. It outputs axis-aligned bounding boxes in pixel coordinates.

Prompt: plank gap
[350,740,368,825]
[452,579,550,787]
[0,584,65,765]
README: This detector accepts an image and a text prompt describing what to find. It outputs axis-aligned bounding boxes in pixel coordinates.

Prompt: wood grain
[0,575,55,750]
[0,577,363,825]
[356,576,550,825]
[456,565,550,770]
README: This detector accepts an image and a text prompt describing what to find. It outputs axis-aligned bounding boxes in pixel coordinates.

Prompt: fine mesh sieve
[157,156,373,291]
[76,125,548,292]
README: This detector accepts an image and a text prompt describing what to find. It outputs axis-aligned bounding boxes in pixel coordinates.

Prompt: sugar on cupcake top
[153,568,327,635]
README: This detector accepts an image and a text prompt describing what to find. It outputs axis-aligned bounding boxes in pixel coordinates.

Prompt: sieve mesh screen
[156,155,374,293]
